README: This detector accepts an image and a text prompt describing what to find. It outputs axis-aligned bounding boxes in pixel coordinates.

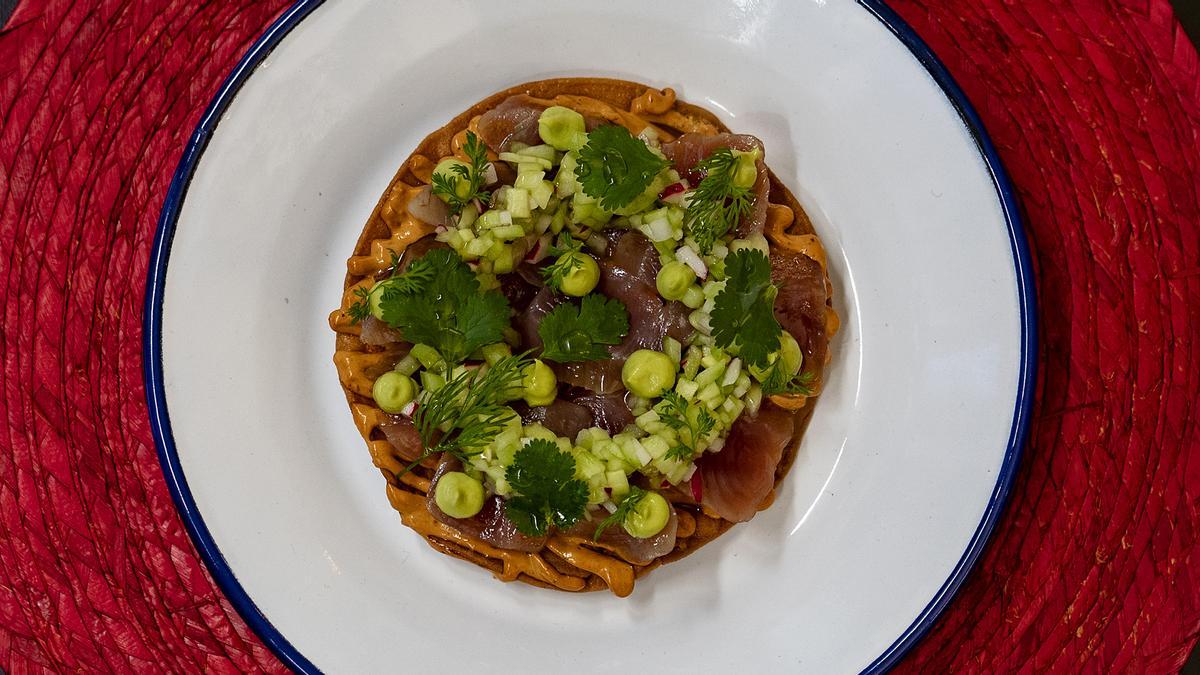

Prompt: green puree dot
[372,371,416,413]
[435,472,486,519]
[624,491,670,538]
[622,349,676,398]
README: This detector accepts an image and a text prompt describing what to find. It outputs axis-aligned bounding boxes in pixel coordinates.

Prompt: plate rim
[141,2,1037,672]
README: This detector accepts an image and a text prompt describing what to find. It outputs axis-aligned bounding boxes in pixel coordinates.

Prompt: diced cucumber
[515,170,546,190]
[642,435,670,460]
[410,343,445,371]
[458,203,479,230]
[492,224,525,241]
[420,370,446,393]
[523,424,556,442]
[393,354,421,377]
[605,470,630,500]
[517,144,559,163]
[530,181,554,210]
[676,378,699,400]
[507,189,531,219]
[663,337,683,365]
[499,152,553,169]
[492,247,516,273]
[476,210,503,230]
[481,342,511,366]
[465,235,493,258]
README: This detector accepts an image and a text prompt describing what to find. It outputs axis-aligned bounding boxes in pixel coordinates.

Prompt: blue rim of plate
[142,1,1037,672]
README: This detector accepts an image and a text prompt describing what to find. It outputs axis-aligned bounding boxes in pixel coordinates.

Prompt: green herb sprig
[431,131,493,215]
[682,148,756,254]
[593,487,651,540]
[657,391,716,462]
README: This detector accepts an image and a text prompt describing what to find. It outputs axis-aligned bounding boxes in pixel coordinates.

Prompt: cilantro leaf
[538,294,629,363]
[683,147,756,254]
[430,131,493,216]
[710,249,782,367]
[657,391,715,462]
[593,486,650,540]
[375,248,510,364]
[575,125,669,211]
[504,439,589,536]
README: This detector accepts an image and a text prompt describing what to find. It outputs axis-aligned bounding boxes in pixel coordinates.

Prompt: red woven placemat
[1,0,1197,672]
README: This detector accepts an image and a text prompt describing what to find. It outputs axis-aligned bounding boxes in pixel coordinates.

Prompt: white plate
[145,1,1035,672]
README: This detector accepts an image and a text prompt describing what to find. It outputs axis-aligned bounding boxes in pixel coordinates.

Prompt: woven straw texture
[1,1,1197,672]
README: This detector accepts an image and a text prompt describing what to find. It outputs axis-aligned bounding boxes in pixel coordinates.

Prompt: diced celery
[689,309,712,334]
[393,354,421,377]
[640,217,673,242]
[676,378,699,400]
[726,398,745,419]
[666,205,684,227]
[746,384,763,416]
[703,279,726,298]
[697,381,723,402]
[721,361,742,389]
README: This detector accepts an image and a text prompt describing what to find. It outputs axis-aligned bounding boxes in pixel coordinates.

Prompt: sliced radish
[659,182,686,200]
[526,233,553,263]
[399,401,418,417]
[690,472,703,502]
